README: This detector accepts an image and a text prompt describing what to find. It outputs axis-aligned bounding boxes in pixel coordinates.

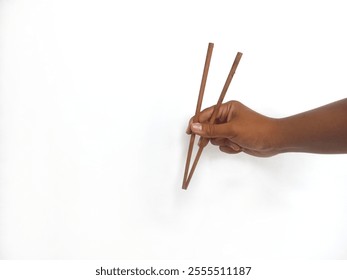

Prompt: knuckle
[229,100,242,112]
[205,124,215,137]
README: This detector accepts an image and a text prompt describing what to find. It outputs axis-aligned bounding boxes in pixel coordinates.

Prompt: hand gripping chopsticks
[182,44,242,190]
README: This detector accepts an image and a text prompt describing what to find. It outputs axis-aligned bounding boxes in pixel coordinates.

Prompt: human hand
[186,101,281,157]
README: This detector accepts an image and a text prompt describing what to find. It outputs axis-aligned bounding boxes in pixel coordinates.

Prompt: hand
[187,98,347,157]
[186,101,281,157]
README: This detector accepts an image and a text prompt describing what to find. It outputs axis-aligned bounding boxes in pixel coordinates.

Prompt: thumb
[190,122,233,138]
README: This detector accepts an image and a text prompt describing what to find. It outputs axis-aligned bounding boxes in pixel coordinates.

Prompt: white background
[1,0,347,259]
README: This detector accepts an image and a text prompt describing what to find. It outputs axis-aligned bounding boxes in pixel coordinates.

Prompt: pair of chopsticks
[182,43,243,190]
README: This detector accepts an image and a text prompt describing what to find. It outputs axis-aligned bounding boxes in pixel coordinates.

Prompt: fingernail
[191,123,202,131]
[230,143,240,151]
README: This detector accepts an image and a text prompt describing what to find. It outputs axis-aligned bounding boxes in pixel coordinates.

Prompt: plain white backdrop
[1,0,347,259]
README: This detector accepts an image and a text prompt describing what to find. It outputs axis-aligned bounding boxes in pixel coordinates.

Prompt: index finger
[186,106,215,135]
[197,102,231,123]
[186,102,231,134]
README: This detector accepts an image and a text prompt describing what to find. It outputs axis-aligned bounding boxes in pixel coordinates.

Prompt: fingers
[186,117,193,134]
[186,102,234,135]
[190,122,233,138]
[211,138,242,152]
[227,142,241,152]
[196,105,216,123]
[186,107,215,135]
[197,102,231,123]
[219,146,241,154]
[210,138,228,146]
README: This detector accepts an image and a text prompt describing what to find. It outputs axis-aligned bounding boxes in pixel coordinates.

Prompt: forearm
[275,98,347,154]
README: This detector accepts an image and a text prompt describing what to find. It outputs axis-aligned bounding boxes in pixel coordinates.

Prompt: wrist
[272,117,298,154]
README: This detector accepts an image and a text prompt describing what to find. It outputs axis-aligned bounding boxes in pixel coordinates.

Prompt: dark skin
[186,98,347,157]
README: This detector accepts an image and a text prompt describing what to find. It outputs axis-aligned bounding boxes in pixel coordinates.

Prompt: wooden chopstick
[183,51,243,189]
[182,43,214,188]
